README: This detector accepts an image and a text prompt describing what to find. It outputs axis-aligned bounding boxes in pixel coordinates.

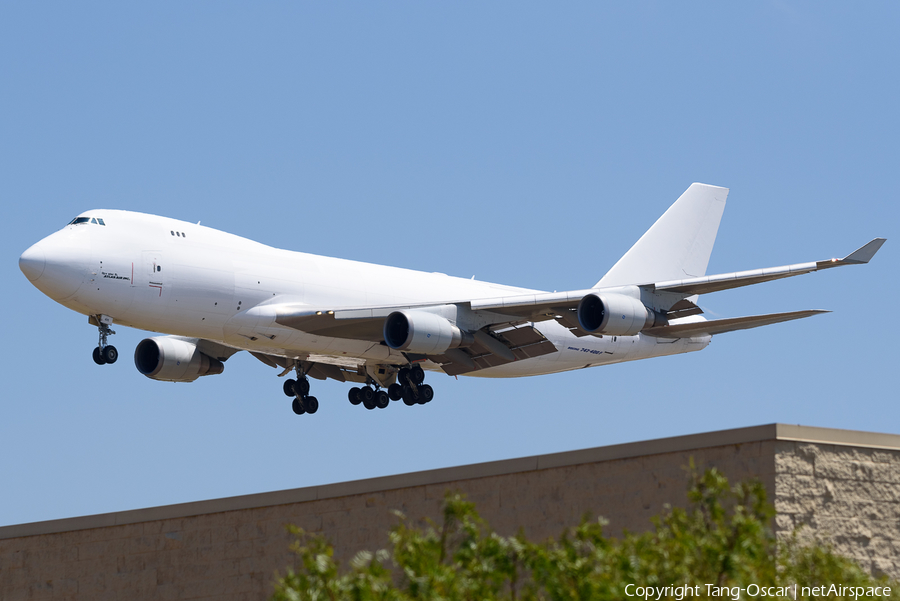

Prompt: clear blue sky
[1,2,897,527]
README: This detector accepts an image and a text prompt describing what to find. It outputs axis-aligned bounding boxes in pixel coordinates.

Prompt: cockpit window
[67,216,106,226]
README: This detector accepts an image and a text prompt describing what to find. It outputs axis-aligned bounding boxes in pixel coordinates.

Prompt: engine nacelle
[383,310,472,355]
[134,337,225,382]
[577,292,656,337]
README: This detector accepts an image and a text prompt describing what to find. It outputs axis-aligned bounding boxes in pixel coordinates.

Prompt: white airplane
[19,183,884,416]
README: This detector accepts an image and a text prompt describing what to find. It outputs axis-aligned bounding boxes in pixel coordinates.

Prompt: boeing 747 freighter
[19,184,885,415]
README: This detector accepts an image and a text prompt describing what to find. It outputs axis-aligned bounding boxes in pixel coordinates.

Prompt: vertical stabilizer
[595,183,728,288]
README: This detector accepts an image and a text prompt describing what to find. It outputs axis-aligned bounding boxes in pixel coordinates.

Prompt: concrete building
[1,423,898,600]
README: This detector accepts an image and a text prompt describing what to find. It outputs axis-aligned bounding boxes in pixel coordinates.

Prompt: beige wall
[1,424,897,600]
[775,440,900,578]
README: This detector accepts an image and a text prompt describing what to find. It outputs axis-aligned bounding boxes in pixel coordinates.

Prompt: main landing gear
[91,315,118,365]
[347,384,390,410]
[283,366,318,416]
[281,363,436,416]
[347,364,434,410]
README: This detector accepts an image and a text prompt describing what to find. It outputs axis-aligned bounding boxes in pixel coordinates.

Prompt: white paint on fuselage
[23,210,710,378]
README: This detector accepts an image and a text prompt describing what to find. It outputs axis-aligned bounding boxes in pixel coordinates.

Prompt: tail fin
[595,183,728,288]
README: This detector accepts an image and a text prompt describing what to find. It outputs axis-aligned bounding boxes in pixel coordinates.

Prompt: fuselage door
[134,250,169,323]
[143,250,165,295]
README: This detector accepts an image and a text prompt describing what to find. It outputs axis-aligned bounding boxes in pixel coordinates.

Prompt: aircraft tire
[360,386,375,406]
[304,396,319,414]
[375,390,389,409]
[292,398,306,415]
[388,383,403,401]
[293,378,310,397]
[402,387,417,406]
[398,368,410,386]
[92,347,106,365]
[348,387,361,405]
[409,365,425,384]
[419,384,434,404]
[101,346,118,364]
[284,379,297,397]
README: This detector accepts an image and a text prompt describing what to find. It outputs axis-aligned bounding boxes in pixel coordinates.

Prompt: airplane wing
[272,304,558,376]
[268,238,883,376]
[467,238,886,317]
[649,238,886,295]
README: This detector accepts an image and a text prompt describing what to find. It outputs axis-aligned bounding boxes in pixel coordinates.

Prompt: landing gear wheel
[92,347,107,365]
[348,387,362,405]
[409,365,425,384]
[284,379,297,397]
[93,316,117,366]
[292,398,306,415]
[101,346,118,364]
[375,390,390,409]
[361,386,376,410]
[388,383,403,401]
[293,378,310,397]
[304,396,319,414]
[359,385,374,404]
[402,387,417,406]
[419,384,434,404]
[398,367,410,386]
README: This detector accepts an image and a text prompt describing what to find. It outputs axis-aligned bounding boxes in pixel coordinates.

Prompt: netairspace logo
[624,583,892,600]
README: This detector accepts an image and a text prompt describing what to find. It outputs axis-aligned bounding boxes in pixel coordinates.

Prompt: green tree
[272,468,898,600]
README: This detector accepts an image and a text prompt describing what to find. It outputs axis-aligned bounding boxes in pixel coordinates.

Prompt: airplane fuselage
[20,209,709,379]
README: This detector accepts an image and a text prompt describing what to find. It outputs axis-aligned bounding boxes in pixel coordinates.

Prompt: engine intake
[384,310,472,355]
[577,292,659,337]
[134,337,225,382]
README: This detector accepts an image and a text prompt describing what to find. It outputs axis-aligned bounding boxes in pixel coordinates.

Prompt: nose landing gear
[91,314,118,365]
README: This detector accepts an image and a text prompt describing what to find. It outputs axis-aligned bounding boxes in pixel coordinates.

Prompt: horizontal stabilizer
[642,310,829,338]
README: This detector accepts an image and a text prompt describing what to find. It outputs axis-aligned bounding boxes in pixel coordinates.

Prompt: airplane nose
[19,243,46,282]
[20,233,88,301]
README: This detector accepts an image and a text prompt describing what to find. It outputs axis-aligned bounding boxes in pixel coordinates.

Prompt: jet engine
[383,310,473,355]
[577,292,661,337]
[134,336,225,382]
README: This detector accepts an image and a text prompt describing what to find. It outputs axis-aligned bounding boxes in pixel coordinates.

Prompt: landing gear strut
[92,315,118,365]
[284,365,317,416]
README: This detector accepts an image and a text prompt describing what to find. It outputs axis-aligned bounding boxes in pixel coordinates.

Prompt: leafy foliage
[272,468,897,600]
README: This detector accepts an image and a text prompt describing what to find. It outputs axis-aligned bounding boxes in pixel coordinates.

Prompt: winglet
[840,238,886,264]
